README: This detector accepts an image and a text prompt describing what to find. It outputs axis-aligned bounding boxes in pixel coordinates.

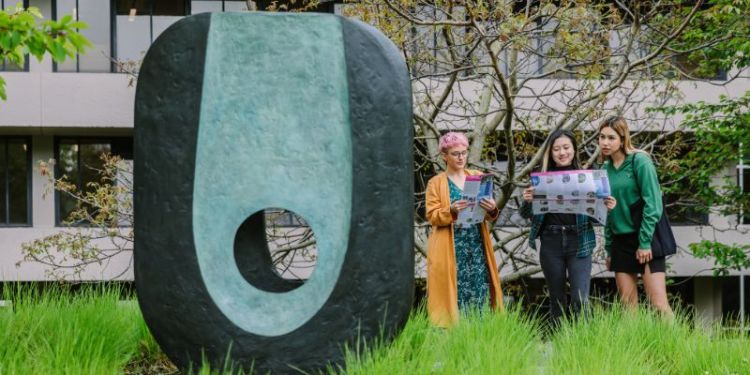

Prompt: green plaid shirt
[520,202,598,258]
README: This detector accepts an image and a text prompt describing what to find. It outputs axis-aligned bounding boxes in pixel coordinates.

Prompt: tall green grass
[548,305,750,375]
[1,286,748,374]
[335,306,542,375]
[0,284,156,375]
[335,304,750,375]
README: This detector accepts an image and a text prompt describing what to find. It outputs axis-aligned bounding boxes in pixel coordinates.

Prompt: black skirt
[610,233,666,274]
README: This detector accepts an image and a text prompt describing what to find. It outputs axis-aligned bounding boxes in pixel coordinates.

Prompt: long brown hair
[597,116,642,164]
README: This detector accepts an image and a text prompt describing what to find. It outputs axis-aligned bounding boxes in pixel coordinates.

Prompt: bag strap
[631,151,654,195]
[631,152,641,194]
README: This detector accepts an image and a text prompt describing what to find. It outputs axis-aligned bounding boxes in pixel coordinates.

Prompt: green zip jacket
[603,152,663,254]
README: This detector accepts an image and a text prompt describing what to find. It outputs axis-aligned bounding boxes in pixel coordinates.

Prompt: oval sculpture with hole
[133,12,414,374]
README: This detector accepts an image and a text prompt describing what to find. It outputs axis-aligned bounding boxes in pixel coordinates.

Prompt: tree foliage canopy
[653,91,750,275]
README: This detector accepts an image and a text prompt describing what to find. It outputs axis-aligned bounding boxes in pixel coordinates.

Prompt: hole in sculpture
[234,208,318,293]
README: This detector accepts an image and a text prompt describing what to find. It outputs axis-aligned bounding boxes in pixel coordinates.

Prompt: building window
[191,0,251,13]
[54,137,133,225]
[721,276,750,329]
[53,0,112,72]
[1,0,29,8]
[0,59,27,72]
[739,145,749,225]
[670,52,727,81]
[113,0,189,71]
[0,137,31,226]
[116,0,190,16]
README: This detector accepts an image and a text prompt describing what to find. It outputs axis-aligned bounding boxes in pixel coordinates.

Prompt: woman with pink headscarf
[425,132,504,327]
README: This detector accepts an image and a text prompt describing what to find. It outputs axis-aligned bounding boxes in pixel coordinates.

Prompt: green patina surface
[193,12,351,336]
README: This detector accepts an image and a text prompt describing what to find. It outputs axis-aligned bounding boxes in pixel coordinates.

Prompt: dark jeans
[539,229,592,323]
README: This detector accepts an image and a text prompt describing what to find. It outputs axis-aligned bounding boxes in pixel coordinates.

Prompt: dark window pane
[58,141,80,221]
[0,138,30,225]
[116,0,151,14]
[672,53,726,80]
[7,141,28,224]
[1,59,25,71]
[0,141,6,223]
[79,142,110,193]
[721,276,750,326]
[153,0,187,15]
[743,169,750,225]
[111,138,134,159]
[58,142,79,178]
[78,142,110,222]
[56,138,133,225]
[630,131,708,225]
[116,0,187,15]
[664,193,708,226]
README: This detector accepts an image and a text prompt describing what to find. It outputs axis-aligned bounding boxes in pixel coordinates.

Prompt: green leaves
[690,240,750,276]
[672,0,750,76]
[0,5,90,100]
[652,91,750,273]
[0,75,6,101]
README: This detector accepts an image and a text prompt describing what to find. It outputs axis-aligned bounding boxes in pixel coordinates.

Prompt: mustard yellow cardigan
[426,170,504,327]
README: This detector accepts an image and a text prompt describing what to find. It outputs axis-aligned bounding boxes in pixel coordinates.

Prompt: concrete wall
[0,72,135,129]
[413,74,748,131]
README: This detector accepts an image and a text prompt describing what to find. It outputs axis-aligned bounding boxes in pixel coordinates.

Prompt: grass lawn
[0,285,172,374]
[337,305,750,375]
[1,285,748,374]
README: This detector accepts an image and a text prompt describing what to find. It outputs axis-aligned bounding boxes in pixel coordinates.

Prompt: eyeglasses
[447,150,468,158]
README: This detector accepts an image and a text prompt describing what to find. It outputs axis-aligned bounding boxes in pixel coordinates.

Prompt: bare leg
[615,272,639,312]
[642,264,674,318]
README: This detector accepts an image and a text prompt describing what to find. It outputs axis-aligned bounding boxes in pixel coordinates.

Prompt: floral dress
[448,178,490,310]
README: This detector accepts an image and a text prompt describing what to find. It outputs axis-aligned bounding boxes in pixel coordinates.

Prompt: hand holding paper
[455,174,494,227]
[530,169,611,225]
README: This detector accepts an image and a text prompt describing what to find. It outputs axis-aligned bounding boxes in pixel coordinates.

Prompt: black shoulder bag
[628,154,677,257]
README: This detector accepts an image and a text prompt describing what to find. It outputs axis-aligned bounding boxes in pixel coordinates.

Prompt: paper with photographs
[530,169,611,225]
[456,174,494,228]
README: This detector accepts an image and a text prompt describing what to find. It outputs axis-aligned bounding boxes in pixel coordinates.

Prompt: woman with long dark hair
[521,129,616,324]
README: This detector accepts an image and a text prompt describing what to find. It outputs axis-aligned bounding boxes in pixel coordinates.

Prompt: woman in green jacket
[598,116,673,316]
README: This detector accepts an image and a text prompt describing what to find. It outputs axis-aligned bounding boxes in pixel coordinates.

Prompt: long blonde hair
[597,116,643,164]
